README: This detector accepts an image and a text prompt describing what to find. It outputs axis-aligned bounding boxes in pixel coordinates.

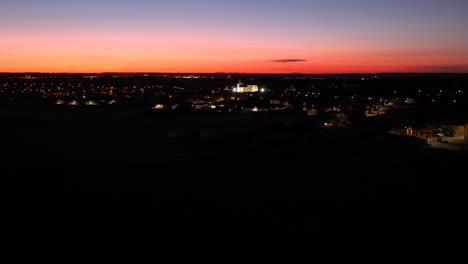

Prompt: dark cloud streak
[406,65,468,72]
[271,59,307,63]
[419,66,460,69]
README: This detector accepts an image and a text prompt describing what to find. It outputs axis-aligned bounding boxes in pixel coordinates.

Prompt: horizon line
[1,71,468,75]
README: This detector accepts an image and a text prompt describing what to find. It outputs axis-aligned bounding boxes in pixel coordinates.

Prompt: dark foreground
[3,105,466,236]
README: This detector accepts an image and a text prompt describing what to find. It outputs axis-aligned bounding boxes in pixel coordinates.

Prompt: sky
[1,0,468,73]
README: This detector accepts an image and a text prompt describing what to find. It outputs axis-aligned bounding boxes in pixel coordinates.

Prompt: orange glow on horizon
[1,32,468,74]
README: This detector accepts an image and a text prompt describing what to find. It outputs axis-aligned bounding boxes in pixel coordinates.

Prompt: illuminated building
[153,104,165,110]
[233,80,259,93]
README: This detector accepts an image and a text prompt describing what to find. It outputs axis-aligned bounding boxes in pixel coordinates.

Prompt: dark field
[3,105,465,236]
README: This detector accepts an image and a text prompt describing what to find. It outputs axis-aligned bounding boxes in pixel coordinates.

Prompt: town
[1,73,467,148]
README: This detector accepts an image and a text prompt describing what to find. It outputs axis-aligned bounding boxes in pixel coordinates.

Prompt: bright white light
[260,88,265,93]
[232,88,237,93]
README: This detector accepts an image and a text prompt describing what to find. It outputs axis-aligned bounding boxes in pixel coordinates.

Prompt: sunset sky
[1,0,468,73]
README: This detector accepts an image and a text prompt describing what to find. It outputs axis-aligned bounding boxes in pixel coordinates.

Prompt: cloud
[418,66,460,69]
[407,66,467,70]
[271,59,307,63]
[406,65,468,72]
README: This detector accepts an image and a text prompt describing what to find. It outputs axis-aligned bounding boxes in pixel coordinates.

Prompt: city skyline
[1,0,468,73]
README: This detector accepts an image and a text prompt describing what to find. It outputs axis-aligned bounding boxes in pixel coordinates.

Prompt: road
[429,136,468,151]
